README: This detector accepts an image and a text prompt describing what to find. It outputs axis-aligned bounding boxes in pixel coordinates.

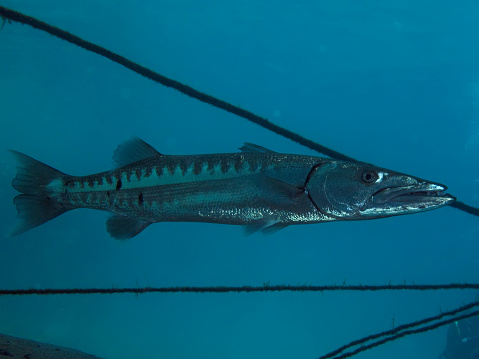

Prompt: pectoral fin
[263,177,304,203]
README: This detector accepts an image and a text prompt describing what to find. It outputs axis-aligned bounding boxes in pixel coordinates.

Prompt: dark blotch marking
[207,158,219,174]
[97,176,104,185]
[260,157,269,171]
[233,155,244,172]
[155,166,163,177]
[116,179,122,190]
[106,191,110,197]
[220,158,230,174]
[179,159,189,176]
[138,192,144,205]
[79,181,85,189]
[63,180,70,194]
[167,162,176,176]
[135,169,142,181]
[106,175,113,185]
[144,167,153,177]
[125,170,133,182]
[248,158,259,172]
[87,178,95,188]
[193,160,204,175]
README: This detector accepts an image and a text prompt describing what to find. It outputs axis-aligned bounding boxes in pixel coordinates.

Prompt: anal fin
[106,215,152,239]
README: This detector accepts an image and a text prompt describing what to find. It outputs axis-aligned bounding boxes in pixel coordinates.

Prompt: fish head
[305,161,455,220]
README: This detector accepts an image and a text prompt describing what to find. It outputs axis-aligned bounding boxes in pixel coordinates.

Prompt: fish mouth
[372,183,456,207]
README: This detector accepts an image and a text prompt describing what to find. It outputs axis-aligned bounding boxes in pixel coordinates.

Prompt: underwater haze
[1,1,479,358]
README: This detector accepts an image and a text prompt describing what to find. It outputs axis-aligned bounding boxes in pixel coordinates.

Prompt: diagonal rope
[318,300,479,359]
[0,5,355,162]
[0,5,475,217]
[1,6,479,359]
[327,310,479,359]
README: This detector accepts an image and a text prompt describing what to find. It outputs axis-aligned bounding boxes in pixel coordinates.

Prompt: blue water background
[1,1,479,358]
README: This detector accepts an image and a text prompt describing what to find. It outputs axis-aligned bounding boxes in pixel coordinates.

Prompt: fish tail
[10,150,71,236]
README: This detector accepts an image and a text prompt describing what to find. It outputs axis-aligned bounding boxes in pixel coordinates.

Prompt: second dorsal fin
[113,137,161,167]
[239,143,276,153]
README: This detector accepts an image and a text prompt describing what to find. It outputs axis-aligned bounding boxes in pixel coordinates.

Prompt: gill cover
[304,162,418,219]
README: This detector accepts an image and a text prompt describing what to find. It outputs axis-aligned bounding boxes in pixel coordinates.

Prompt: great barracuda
[10,138,455,239]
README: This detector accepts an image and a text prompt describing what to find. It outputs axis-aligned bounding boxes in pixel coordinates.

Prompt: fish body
[10,138,455,238]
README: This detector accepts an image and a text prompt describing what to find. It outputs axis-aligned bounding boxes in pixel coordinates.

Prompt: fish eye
[361,170,378,184]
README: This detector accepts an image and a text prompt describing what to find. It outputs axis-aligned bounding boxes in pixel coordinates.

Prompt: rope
[2,282,478,358]
[1,283,479,296]
[450,200,479,216]
[1,6,479,358]
[0,5,475,217]
[0,5,355,162]
[328,310,479,359]
[0,5,476,216]
[319,300,479,359]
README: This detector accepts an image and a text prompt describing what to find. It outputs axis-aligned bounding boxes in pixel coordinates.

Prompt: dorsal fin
[239,143,276,153]
[113,137,161,167]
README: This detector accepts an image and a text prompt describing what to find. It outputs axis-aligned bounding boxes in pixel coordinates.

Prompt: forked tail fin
[10,151,71,236]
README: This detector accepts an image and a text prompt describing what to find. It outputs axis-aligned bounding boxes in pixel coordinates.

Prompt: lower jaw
[393,194,455,204]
